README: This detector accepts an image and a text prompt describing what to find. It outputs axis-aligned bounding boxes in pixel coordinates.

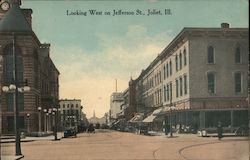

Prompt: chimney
[221,23,229,28]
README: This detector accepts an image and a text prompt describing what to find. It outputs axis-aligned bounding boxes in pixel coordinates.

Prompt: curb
[16,155,24,160]
[1,140,35,144]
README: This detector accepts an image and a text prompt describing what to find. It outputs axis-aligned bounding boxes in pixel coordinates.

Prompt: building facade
[59,99,86,128]
[122,23,249,133]
[110,92,124,120]
[0,0,60,134]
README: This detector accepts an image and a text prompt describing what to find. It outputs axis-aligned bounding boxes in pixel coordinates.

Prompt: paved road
[1,130,249,160]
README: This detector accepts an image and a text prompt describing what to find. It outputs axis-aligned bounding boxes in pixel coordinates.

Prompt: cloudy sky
[22,0,248,118]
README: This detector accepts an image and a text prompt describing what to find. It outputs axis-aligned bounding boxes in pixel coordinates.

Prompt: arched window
[163,65,166,80]
[175,55,178,71]
[235,46,242,63]
[169,60,172,75]
[207,72,215,94]
[184,48,187,66]
[166,63,169,77]
[3,44,24,111]
[179,52,182,70]
[207,46,214,64]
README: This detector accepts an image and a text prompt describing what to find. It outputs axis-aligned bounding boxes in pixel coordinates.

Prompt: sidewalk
[1,132,64,160]
[1,132,64,143]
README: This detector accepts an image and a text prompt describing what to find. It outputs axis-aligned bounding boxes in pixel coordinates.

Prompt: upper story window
[179,52,182,70]
[207,46,215,64]
[179,77,183,96]
[175,55,178,71]
[184,48,187,66]
[207,72,216,94]
[4,44,24,111]
[169,60,172,75]
[235,46,242,64]
[176,79,179,97]
[184,75,187,95]
[163,66,166,80]
[234,72,242,93]
[166,63,169,77]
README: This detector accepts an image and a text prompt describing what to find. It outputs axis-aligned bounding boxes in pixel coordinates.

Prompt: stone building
[0,0,59,134]
[110,92,124,120]
[59,99,86,128]
[124,23,249,133]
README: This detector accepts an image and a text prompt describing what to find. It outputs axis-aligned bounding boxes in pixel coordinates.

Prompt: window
[235,47,242,63]
[76,104,78,108]
[184,48,187,66]
[179,52,182,70]
[166,63,169,77]
[170,60,172,75]
[207,72,215,94]
[170,82,172,101]
[63,104,65,108]
[3,44,23,84]
[67,104,69,108]
[184,75,187,95]
[163,66,166,80]
[166,84,169,101]
[164,86,166,102]
[207,46,214,64]
[234,72,242,93]
[4,44,24,112]
[176,79,179,97]
[175,55,178,71]
[180,77,183,96]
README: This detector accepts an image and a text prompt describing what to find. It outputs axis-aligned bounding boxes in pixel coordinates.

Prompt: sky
[21,0,248,118]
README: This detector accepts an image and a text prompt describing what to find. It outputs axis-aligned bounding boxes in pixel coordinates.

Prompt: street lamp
[52,107,59,140]
[1,32,31,156]
[26,113,30,133]
[37,107,42,134]
[43,109,47,132]
[46,113,49,132]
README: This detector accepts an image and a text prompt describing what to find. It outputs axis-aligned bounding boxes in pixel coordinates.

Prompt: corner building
[131,23,248,132]
[0,1,59,134]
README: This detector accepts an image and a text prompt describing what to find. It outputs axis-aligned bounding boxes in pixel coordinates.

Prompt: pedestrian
[217,121,223,140]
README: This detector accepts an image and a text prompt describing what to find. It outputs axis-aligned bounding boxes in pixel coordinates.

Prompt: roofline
[136,27,248,79]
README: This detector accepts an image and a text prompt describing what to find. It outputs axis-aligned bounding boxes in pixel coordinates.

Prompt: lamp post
[37,107,42,134]
[43,109,47,132]
[1,33,31,156]
[52,107,59,140]
[26,113,30,133]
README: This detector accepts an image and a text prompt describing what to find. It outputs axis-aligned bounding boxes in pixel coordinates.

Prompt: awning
[129,114,144,123]
[153,107,163,115]
[113,120,121,125]
[142,114,156,123]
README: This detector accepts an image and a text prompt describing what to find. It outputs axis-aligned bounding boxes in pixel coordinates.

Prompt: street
[1,130,249,160]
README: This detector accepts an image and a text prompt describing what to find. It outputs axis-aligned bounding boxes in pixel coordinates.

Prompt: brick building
[0,0,59,134]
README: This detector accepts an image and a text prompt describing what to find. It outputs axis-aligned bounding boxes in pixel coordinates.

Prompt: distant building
[88,111,107,125]
[110,92,124,120]
[59,99,86,128]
